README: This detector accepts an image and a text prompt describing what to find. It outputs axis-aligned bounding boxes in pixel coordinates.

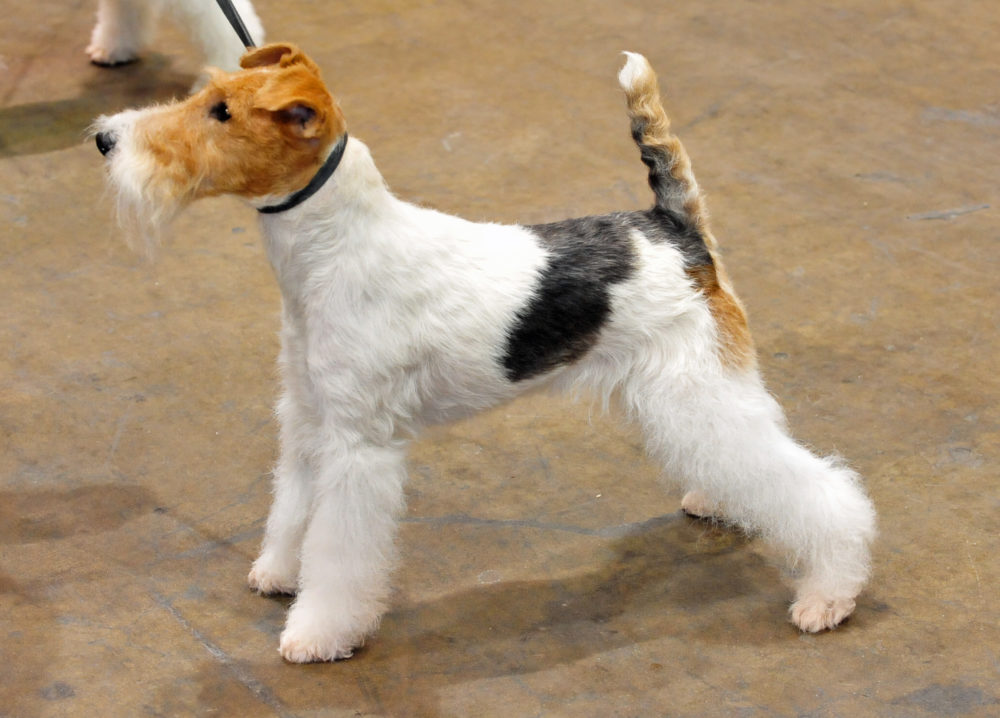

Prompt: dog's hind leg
[87,0,158,66]
[624,370,876,632]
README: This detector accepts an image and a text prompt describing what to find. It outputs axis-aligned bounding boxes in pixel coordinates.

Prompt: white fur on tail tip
[618,51,654,91]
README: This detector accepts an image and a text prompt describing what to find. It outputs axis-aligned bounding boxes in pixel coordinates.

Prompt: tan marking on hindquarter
[133,43,346,205]
[621,55,756,370]
[687,263,756,371]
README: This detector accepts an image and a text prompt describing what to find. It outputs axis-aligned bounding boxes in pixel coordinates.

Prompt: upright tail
[618,52,711,244]
[620,52,756,369]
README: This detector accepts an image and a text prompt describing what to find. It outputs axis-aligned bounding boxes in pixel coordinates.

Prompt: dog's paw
[86,39,140,67]
[86,21,142,67]
[278,597,375,662]
[248,563,298,596]
[789,594,856,632]
[681,490,719,519]
[278,627,360,663]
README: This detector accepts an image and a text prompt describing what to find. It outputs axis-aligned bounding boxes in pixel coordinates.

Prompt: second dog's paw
[86,40,140,67]
[248,565,298,596]
[789,594,856,632]
[278,628,359,663]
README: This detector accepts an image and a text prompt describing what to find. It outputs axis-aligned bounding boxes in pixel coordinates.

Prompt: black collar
[258,133,348,214]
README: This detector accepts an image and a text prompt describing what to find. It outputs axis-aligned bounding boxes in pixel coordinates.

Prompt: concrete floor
[2,0,998,715]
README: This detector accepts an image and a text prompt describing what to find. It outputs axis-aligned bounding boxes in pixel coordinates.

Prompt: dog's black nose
[95,131,117,156]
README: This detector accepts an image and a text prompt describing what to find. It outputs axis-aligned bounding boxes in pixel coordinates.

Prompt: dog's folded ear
[240,43,322,77]
[242,43,342,141]
[254,66,343,141]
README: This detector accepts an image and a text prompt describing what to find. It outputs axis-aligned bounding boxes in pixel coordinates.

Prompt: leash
[257,133,349,214]
[215,0,257,48]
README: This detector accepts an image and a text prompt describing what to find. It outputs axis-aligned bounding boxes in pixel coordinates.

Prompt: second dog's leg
[627,371,876,632]
[87,0,157,66]
[279,440,407,663]
[165,0,265,72]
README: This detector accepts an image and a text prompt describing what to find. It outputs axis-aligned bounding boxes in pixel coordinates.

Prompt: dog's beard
[105,146,192,258]
[93,113,194,257]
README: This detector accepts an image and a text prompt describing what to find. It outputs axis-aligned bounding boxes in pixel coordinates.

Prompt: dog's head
[94,43,346,249]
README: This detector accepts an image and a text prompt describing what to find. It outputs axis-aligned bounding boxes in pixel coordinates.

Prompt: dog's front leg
[247,393,314,596]
[278,439,406,662]
[249,316,316,595]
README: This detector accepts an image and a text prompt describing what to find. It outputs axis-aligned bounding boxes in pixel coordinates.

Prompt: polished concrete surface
[2,0,998,715]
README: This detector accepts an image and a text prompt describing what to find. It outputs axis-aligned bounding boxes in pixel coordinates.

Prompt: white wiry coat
[252,135,873,661]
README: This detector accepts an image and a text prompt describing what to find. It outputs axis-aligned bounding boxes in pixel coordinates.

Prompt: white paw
[278,626,360,663]
[789,594,856,632]
[86,38,139,67]
[278,596,378,663]
[248,562,298,596]
[681,490,719,519]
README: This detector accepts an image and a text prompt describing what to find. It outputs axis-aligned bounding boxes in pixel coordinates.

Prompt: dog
[93,43,877,662]
[87,0,263,72]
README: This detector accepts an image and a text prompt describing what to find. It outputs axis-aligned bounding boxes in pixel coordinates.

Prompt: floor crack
[150,589,297,718]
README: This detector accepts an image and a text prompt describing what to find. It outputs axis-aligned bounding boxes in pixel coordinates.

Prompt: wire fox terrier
[94,44,877,662]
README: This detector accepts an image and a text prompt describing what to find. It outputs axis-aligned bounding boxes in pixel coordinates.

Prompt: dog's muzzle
[95,131,117,156]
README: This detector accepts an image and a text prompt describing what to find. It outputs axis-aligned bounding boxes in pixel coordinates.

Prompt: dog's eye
[208,101,231,122]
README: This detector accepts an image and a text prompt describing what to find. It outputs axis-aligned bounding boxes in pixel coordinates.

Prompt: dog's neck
[257,134,350,215]
[255,138,391,222]
[257,137,398,302]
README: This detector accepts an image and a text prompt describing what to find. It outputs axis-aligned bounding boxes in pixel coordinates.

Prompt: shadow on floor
[0,55,194,158]
[239,514,817,716]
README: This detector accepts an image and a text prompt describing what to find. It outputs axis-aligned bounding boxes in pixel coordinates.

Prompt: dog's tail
[620,52,756,369]
[618,52,710,242]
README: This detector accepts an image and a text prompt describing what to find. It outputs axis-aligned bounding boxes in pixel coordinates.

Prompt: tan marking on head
[686,263,756,370]
[240,43,322,75]
[130,43,346,206]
